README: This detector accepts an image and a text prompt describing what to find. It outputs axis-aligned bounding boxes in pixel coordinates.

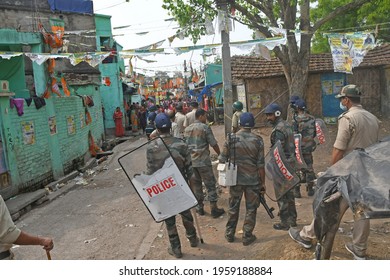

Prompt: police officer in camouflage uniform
[231,101,244,133]
[219,112,266,246]
[184,109,225,218]
[292,99,317,197]
[265,103,298,231]
[145,113,198,258]
[287,95,300,126]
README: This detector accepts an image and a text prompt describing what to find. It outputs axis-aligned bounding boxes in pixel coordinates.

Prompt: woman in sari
[113,107,124,137]
[131,105,139,132]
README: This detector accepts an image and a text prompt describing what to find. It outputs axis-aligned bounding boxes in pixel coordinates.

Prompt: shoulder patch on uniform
[338,111,349,120]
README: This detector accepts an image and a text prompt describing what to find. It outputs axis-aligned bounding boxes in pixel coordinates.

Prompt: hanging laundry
[25,98,33,107]
[85,96,94,107]
[48,58,56,74]
[10,98,25,116]
[32,96,46,110]
[50,18,65,48]
[88,131,102,157]
[42,85,51,99]
[85,108,92,125]
[51,77,62,97]
[61,76,71,96]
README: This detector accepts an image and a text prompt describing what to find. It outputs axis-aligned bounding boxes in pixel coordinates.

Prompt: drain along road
[12,122,390,260]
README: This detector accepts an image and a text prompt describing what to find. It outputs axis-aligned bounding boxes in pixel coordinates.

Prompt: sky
[91,0,254,76]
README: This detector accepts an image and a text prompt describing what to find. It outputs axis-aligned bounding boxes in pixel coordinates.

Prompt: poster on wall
[67,115,76,135]
[236,84,247,112]
[321,80,333,95]
[327,32,376,74]
[21,121,35,145]
[79,113,85,129]
[249,95,262,109]
[48,116,57,135]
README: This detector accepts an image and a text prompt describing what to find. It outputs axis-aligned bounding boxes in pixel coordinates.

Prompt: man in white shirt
[184,101,198,128]
[174,102,186,138]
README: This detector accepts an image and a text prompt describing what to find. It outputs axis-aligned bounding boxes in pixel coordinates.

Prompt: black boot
[168,246,183,258]
[293,184,301,198]
[307,183,315,196]
[188,236,199,247]
[195,203,205,215]
[210,201,225,218]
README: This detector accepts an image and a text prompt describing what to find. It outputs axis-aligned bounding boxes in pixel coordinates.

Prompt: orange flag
[61,77,71,96]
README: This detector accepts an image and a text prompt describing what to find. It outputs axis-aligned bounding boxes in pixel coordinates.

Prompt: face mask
[339,101,347,111]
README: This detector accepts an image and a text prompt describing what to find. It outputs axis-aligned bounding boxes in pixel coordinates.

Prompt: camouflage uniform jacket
[271,118,295,160]
[219,129,265,185]
[295,112,316,153]
[184,120,218,167]
[146,134,193,180]
[289,108,298,132]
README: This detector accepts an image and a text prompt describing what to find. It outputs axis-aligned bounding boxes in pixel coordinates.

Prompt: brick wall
[0,85,104,196]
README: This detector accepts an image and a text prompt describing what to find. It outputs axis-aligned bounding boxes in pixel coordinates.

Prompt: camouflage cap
[335,85,362,99]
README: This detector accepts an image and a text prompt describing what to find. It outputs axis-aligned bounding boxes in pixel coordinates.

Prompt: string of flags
[0,30,377,75]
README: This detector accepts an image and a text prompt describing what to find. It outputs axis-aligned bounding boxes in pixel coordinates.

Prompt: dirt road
[12,120,390,260]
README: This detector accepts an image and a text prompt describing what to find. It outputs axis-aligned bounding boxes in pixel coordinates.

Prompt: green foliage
[162,0,375,95]
[162,0,216,43]
[312,0,390,53]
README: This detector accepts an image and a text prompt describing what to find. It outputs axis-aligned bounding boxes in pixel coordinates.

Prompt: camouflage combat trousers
[301,153,316,185]
[225,184,260,238]
[191,166,218,206]
[276,188,297,226]
[165,209,196,250]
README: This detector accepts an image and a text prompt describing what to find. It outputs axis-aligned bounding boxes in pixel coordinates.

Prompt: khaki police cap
[335,84,362,99]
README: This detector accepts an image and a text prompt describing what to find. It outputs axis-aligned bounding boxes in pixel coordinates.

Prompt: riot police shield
[315,119,328,145]
[118,137,198,222]
[293,134,307,170]
[265,140,300,200]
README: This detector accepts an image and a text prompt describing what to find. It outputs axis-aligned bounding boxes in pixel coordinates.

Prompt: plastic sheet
[313,136,390,240]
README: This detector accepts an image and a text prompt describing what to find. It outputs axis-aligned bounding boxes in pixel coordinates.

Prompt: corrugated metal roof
[231,44,390,79]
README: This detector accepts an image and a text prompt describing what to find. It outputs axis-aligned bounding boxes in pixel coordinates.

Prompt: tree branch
[231,2,271,36]
[242,0,278,27]
[312,0,371,32]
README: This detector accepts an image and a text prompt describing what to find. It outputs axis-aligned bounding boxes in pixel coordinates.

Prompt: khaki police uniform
[184,109,196,128]
[300,104,379,257]
[174,111,186,138]
[334,105,379,154]
[231,111,243,131]
[0,195,21,260]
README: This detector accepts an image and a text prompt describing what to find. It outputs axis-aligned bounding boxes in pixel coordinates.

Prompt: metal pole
[184,60,188,97]
[218,1,233,135]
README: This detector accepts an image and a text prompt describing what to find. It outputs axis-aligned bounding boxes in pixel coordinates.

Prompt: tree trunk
[275,32,312,99]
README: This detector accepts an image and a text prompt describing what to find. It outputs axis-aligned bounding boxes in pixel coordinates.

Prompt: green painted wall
[94,14,112,36]
[95,14,125,130]
[0,56,28,98]
[99,63,123,129]
[0,87,104,198]
[205,64,223,106]
[0,24,105,199]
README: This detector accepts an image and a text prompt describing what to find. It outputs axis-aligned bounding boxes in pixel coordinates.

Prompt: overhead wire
[94,1,126,12]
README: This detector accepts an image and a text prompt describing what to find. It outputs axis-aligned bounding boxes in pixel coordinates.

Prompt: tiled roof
[231,44,390,79]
